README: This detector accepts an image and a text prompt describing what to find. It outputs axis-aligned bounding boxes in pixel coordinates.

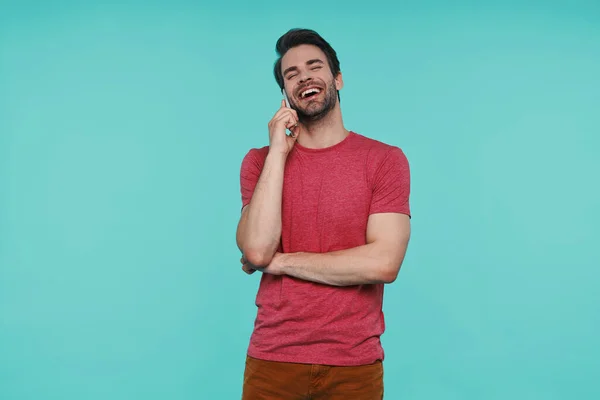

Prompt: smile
[299,87,322,99]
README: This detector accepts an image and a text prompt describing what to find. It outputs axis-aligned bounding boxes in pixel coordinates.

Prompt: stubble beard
[295,80,338,124]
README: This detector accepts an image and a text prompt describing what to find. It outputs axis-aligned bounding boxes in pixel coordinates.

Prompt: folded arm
[265,212,411,286]
[236,151,286,268]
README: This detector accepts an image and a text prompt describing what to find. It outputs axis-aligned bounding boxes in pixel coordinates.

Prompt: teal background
[1,1,599,399]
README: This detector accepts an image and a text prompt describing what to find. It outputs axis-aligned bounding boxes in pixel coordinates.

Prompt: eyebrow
[283,59,325,77]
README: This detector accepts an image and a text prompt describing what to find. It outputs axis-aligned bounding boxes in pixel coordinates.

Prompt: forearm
[237,151,286,266]
[280,243,401,286]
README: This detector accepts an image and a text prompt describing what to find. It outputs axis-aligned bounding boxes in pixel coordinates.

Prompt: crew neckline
[293,131,356,154]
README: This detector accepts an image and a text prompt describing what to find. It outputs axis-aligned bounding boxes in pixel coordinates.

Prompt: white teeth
[301,88,320,98]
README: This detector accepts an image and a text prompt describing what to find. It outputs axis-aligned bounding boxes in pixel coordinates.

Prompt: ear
[334,72,344,91]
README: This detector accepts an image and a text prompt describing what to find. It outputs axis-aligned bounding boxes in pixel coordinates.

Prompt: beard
[294,79,338,123]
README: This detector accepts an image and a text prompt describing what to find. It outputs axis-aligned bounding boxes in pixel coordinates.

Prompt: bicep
[240,150,264,209]
[236,205,250,251]
[237,149,263,251]
[366,212,411,265]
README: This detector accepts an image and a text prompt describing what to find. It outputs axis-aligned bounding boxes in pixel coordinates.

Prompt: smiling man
[236,28,412,399]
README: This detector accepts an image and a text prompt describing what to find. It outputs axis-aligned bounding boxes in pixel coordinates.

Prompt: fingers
[276,109,299,129]
[267,98,300,151]
[242,263,256,274]
[268,109,298,133]
[240,256,255,275]
[269,96,299,130]
[285,119,298,131]
[269,113,299,141]
[273,107,298,123]
[242,265,255,274]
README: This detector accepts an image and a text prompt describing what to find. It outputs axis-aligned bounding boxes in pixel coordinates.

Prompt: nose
[298,73,312,84]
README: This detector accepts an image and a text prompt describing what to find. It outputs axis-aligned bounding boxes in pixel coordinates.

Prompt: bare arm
[236,100,300,268]
[236,151,287,267]
[259,213,411,286]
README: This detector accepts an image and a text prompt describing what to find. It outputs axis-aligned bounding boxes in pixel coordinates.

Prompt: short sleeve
[369,147,411,217]
[240,149,265,210]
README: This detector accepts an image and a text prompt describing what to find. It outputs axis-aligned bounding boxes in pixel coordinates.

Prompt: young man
[236,28,411,399]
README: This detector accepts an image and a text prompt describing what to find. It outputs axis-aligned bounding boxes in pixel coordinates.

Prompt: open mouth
[299,87,322,100]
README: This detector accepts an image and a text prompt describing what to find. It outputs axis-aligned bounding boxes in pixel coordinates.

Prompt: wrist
[277,252,293,274]
[267,147,290,161]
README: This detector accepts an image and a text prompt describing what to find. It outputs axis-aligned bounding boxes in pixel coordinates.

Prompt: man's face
[281,44,342,122]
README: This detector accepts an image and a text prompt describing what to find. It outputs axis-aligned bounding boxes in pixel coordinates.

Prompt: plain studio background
[1,1,598,399]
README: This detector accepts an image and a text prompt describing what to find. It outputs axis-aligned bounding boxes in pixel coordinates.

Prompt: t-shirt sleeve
[369,146,411,217]
[240,149,264,210]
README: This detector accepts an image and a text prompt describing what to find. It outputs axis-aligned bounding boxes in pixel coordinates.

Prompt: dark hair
[273,28,341,100]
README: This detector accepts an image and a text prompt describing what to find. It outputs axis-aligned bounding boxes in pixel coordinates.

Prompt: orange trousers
[242,355,384,399]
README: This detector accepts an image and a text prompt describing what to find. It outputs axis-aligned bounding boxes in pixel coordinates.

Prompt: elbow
[379,249,408,284]
[380,262,401,284]
[237,233,276,268]
[243,248,275,269]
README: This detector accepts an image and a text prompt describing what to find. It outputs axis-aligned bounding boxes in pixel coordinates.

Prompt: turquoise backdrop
[1,1,598,399]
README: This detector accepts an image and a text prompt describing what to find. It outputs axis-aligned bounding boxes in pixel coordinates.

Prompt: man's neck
[296,108,348,149]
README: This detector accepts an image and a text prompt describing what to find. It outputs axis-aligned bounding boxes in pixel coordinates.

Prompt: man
[236,28,411,399]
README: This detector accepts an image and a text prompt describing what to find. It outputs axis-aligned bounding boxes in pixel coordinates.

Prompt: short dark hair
[273,28,341,99]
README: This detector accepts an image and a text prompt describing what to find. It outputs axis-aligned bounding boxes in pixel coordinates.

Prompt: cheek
[284,83,295,96]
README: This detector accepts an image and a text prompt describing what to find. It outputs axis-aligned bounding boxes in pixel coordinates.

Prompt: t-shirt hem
[369,208,411,218]
[247,349,383,367]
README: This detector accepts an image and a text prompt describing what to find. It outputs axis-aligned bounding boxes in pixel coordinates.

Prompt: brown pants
[242,355,384,400]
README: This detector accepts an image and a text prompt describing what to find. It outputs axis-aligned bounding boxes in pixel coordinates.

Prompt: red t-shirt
[239,131,411,366]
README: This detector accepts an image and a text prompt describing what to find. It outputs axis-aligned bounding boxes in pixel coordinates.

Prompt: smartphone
[282,89,297,136]
[282,89,291,109]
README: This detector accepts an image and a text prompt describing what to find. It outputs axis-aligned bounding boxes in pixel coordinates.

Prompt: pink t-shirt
[239,131,411,366]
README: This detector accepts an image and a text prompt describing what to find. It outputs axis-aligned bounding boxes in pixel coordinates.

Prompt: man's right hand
[268,99,300,155]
